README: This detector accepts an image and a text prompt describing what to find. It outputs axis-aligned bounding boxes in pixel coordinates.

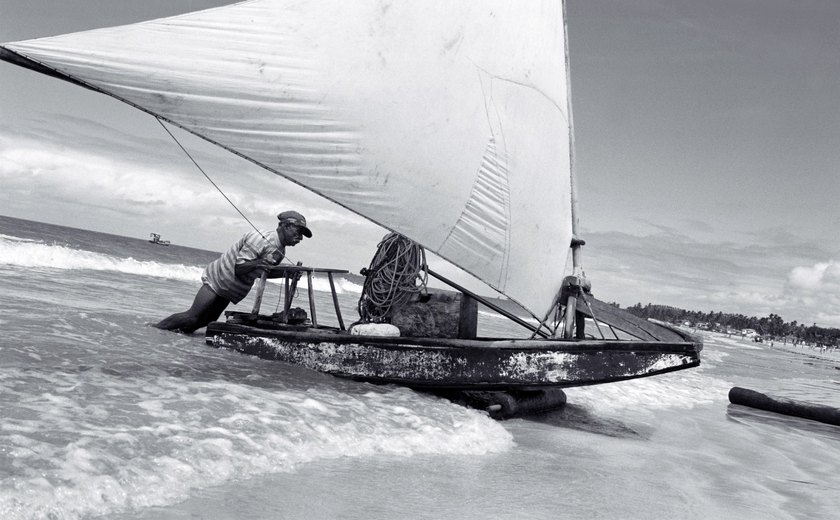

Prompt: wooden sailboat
[1,0,701,415]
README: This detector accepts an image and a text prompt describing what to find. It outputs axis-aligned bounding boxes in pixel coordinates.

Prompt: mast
[563,0,581,275]
[561,0,587,339]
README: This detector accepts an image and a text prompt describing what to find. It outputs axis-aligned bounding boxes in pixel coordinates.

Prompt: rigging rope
[156,117,299,265]
[579,292,605,339]
[357,233,427,323]
[155,118,268,241]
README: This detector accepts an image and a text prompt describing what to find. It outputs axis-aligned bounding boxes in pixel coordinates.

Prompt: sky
[1,0,839,327]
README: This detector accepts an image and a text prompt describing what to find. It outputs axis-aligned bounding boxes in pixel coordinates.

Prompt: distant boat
[148,233,170,246]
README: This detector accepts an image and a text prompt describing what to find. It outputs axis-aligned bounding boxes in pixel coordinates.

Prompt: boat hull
[205,322,701,390]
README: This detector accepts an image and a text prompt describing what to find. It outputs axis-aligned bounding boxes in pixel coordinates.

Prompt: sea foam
[0,234,363,293]
[0,365,511,520]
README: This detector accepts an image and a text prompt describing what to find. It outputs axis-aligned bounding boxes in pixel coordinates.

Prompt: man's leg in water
[155,285,230,333]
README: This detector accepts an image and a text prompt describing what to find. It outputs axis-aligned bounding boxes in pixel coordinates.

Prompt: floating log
[728,387,840,427]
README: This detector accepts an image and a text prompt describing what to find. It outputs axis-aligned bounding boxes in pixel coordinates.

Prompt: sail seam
[439,136,511,290]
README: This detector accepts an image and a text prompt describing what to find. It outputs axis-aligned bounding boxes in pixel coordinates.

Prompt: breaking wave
[0,234,202,282]
[0,234,362,293]
[0,362,512,520]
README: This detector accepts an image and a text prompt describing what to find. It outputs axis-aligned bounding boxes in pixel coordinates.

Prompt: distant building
[741,328,758,338]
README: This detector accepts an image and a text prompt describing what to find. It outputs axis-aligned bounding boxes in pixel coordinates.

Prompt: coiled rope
[358,233,427,322]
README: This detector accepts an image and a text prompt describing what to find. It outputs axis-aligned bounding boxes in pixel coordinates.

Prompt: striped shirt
[202,229,284,304]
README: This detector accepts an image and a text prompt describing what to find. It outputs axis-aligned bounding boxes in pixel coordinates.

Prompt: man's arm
[234,257,275,281]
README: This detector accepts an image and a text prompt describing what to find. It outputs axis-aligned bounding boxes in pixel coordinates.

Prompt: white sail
[2,0,573,317]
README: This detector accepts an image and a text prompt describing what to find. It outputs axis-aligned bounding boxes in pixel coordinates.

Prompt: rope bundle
[358,233,427,322]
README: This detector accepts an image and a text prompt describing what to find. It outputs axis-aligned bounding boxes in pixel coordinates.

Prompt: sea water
[1,215,838,520]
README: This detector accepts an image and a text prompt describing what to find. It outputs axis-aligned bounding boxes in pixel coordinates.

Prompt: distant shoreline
[696,328,840,364]
[764,341,840,364]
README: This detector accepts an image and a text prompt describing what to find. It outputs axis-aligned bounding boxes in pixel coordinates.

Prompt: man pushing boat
[155,210,312,333]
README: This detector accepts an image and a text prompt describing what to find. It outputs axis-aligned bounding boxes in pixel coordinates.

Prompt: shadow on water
[521,403,649,439]
[725,404,840,440]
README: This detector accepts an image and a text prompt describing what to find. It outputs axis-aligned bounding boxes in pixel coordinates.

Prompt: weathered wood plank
[390,292,474,339]
[579,296,687,342]
[207,323,701,390]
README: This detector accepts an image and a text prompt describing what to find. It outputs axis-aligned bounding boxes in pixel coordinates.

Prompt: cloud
[787,260,840,291]
[779,260,840,327]
[1,136,228,215]
[582,228,840,327]
[0,119,385,273]
[2,115,376,227]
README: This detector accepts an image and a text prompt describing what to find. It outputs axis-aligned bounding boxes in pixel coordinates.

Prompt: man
[156,210,312,333]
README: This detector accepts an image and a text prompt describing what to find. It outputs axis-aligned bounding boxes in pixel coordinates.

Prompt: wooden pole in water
[729,387,840,427]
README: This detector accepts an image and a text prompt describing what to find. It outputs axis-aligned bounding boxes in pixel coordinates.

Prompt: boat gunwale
[206,322,701,390]
[205,321,702,355]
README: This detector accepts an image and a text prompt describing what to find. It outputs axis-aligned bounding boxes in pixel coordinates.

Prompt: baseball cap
[277,210,312,238]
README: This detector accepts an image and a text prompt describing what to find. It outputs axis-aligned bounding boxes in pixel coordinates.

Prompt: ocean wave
[0,234,203,282]
[565,334,734,416]
[307,275,362,295]
[0,367,511,520]
[0,234,364,293]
